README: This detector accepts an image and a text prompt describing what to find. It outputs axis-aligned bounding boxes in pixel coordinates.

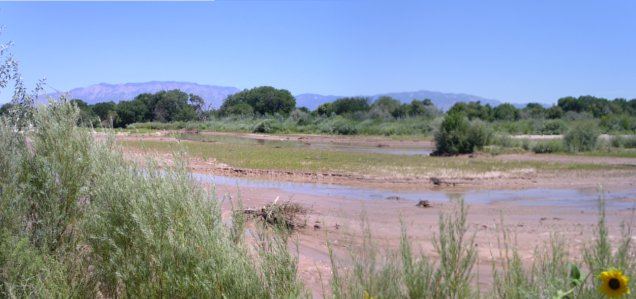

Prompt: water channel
[192,173,636,211]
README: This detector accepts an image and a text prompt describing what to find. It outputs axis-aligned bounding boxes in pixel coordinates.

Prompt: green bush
[433,113,492,155]
[539,119,567,135]
[531,139,564,154]
[611,135,636,148]
[317,116,359,135]
[563,122,600,152]
[333,120,358,135]
[253,119,281,133]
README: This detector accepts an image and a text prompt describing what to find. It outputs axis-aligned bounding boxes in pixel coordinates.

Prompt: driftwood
[416,200,432,208]
[244,198,308,229]
[430,177,457,187]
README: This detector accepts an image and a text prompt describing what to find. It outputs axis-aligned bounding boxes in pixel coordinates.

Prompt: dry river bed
[114,131,636,297]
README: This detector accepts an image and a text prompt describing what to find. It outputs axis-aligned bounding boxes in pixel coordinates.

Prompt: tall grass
[0,100,306,298]
[328,195,634,299]
[329,199,477,298]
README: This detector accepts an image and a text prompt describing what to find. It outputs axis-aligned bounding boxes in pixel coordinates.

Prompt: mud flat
[116,132,636,191]
[114,132,636,297]
[208,178,636,297]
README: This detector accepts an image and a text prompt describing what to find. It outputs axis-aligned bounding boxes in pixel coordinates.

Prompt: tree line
[1,86,635,131]
[2,89,206,128]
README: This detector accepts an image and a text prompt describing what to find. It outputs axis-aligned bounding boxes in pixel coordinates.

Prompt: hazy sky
[1,0,635,104]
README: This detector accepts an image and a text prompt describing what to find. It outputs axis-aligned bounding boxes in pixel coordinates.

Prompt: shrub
[317,116,359,135]
[611,135,636,149]
[490,134,523,148]
[539,119,567,135]
[332,119,358,135]
[289,109,311,125]
[253,119,281,133]
[531,139,563,154]
[0,101,307,298]
[563,122,600,152]
[433,113,492,155]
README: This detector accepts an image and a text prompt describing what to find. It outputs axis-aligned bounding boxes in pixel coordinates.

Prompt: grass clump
[329,199,477,298]
[492,193,635,299]
[328,193,635,299]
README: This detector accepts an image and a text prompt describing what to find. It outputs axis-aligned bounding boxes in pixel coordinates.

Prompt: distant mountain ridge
[41,81,502,111]
[43,81,240,109]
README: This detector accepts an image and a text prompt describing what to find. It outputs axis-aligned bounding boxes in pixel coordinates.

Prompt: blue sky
[1,0,635,105]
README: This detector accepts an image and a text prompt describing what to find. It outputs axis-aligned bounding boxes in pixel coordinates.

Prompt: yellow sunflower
[598,268,630,298]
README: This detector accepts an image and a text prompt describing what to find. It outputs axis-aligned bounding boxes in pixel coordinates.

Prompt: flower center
[609,278,621,290]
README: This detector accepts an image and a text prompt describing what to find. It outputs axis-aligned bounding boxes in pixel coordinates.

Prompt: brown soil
[111,129,435,148]
[213,182,635,298]
[114,132,636,298]
[121,144,636,193]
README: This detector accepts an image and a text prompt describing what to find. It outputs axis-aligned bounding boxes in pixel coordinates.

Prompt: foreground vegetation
[0,101,306,297]
[330,197,635,299]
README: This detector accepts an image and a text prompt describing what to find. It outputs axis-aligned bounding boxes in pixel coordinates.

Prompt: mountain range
[40,81,502,111]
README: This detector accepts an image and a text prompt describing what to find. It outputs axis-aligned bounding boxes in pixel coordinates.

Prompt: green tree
[90,101,118,127]
[493,103,519,121]
[189,94,206,120]
[371,96,402,118]
[316,102,334,116]
[133,93,155,121]
[225,102,254,116]
[115,99,148,127]
[330,97,370,115]
[447,101,493,121]
[151,90,196,122]
[69,99,98,126]
[433,112,492,155]
[546,106,564,119]
[404,99,437,117]
[220,86,295,116]
[521,103,546,119]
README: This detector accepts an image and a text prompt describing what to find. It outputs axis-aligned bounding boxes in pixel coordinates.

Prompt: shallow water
[192,173,636,211]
